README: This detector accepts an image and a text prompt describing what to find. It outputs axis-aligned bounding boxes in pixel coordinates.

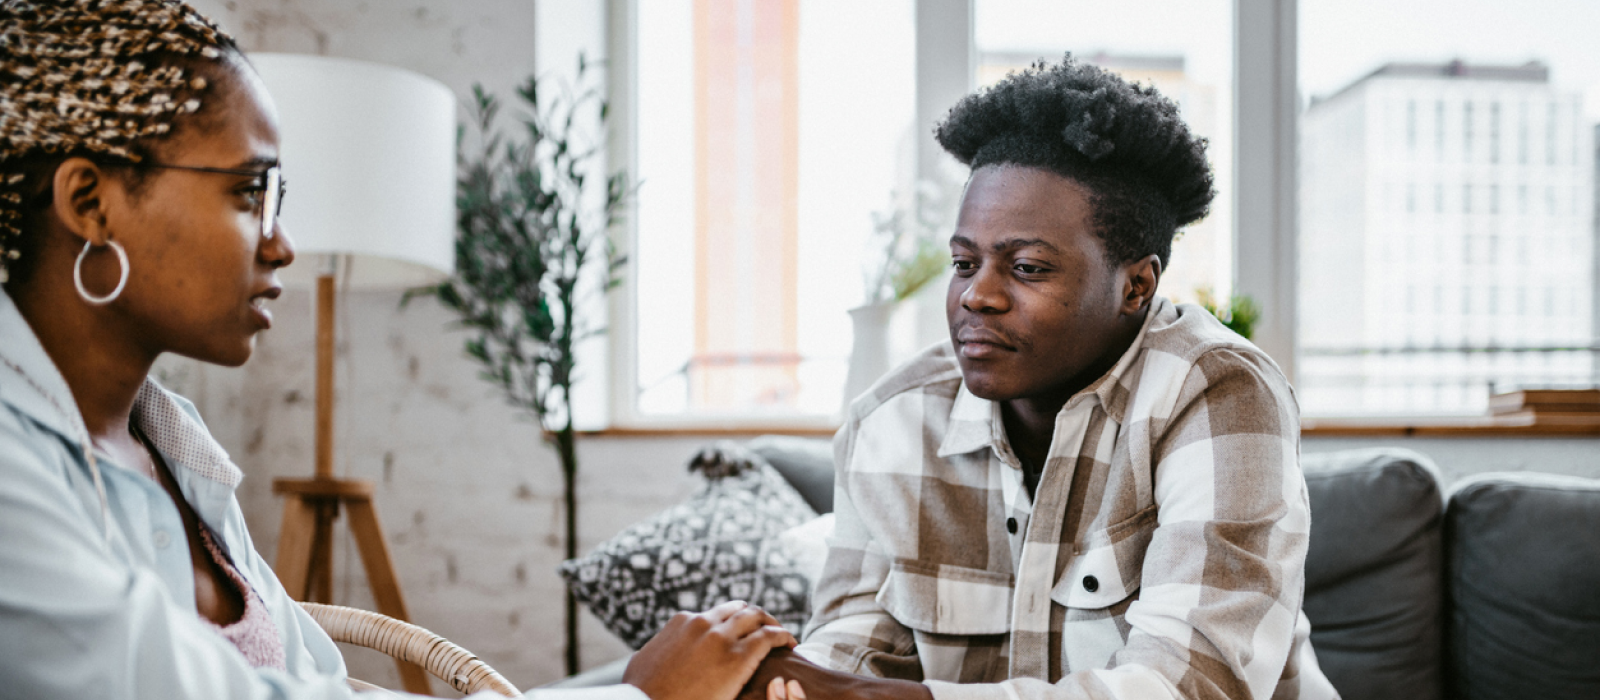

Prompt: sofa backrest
[1444,472,1600,700]
[747,435,837,514]
[749,436,1484,700]
[1302,448,1447,700]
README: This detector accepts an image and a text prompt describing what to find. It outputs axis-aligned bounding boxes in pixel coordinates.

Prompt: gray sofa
[553,440,1600,700]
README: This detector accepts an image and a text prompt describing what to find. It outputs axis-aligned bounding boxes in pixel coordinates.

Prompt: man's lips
[955,327,1017,358]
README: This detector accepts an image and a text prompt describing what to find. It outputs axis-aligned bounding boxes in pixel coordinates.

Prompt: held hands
[623,600,798,700]
[739,648,935,700]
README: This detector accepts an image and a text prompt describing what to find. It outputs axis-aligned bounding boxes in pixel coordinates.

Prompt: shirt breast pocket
[877,560,1013,635]
[1049,506,1159,610]
[877,560,1013,682]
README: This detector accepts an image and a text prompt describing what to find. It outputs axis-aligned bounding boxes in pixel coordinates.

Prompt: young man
[745,57,1338,700]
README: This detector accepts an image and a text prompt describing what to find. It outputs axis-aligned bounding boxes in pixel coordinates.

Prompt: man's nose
[961,264,1009,314]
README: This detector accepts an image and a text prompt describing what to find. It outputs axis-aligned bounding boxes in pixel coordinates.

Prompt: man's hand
[738,648,934,700]
[623,600,797,700]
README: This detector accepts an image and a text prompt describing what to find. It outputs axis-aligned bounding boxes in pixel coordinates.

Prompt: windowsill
[583,417,1600,439]
[1301,416,1600,437]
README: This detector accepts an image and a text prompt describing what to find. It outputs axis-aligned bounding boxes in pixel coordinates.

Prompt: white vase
[843,302,895,411]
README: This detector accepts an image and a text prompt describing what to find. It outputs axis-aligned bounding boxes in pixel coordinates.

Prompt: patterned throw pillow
[559,443,819,649]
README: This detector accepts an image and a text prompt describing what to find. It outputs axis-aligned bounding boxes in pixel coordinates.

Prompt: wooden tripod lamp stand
[250,54,457,695]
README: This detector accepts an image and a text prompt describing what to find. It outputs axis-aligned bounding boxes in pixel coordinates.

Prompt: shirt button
[1006,517,1018,534]
[1082,575,1099,593]
[153,530,172,549]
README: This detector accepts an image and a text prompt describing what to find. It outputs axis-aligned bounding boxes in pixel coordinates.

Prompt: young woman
[0,2,797,698]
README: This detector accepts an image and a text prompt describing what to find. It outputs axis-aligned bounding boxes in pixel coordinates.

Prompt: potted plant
[843,177,961,406]
[405,57,630,677]
[1196,287,1261,340]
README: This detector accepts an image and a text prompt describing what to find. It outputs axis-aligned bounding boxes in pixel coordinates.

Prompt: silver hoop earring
[73,239,129,306]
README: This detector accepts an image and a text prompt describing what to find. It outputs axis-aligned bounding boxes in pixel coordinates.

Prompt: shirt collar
[133,380,243,489]
[936,296,1170,460]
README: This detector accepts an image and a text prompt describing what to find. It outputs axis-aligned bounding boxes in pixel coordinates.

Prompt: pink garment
[196,528,287,671]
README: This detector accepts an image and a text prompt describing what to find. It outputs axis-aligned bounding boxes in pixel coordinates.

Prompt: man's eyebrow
[949,235,1061,254]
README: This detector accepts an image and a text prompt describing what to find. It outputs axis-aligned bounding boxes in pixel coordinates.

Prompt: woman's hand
[623,600,796,700]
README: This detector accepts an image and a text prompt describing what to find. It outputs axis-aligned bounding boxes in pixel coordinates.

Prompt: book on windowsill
[1488,389,1600,416]
[1490,410,1600,427]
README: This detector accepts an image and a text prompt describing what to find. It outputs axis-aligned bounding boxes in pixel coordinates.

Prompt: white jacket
[0,289,642,700]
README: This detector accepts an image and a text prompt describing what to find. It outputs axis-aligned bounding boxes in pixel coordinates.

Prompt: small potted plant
[843,176,961,406]
[1196,287,1261,340]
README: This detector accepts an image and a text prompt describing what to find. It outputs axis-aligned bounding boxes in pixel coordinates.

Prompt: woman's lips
[248,286,280,330]
[249,299,273,329]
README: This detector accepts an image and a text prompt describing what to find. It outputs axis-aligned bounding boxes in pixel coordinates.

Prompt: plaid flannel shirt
[796,297,1338,700]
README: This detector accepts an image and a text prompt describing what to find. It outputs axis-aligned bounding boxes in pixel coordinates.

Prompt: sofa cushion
[1444,472,1600,700]
[1302,448,1445,700]
[746,435,836,514]
[559,445,817,649]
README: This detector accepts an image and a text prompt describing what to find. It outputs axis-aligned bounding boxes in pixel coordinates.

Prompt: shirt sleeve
[795,418,924,680]
[926,348,1313,700]
[0,410,358,700]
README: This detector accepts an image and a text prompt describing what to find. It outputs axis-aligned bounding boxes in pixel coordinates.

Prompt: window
[623,0,916,423]
[1435,100,1446,160]
[1406,99,1417,151]
[1298,0,1600,416]
[1489,102,1500,163]
[609,0,1597,426]
[615,0,1236,426]
[1518,101,1529,164]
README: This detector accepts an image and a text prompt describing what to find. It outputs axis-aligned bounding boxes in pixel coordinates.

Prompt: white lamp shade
[249,53,456,286]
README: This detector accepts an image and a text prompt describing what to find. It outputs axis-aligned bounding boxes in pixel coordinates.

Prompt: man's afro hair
[936,55,1215,269]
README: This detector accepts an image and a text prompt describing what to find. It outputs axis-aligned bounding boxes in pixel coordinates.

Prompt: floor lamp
[251,54,455,695]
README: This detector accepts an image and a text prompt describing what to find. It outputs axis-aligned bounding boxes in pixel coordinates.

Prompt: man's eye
[952,259,976,273]
[1015,263,1046,275]
[239,187,265,208]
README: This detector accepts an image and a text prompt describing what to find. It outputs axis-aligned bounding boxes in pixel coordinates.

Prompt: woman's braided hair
[0,0,235,282]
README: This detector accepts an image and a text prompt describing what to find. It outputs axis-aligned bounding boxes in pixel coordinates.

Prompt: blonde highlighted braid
[0,0,236,282]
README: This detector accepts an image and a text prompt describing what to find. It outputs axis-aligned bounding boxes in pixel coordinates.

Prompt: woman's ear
[50,157,115,246]
[1120,254,1162,314]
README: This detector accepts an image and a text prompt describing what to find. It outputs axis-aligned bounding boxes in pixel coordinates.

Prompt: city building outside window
[1298,0,1600,416]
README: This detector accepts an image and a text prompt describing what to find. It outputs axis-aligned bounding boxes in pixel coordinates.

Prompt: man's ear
[1120,254,1161,314]
[50,157,115,246]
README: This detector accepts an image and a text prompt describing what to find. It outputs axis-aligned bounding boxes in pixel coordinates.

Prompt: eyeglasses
[131,162,287,239]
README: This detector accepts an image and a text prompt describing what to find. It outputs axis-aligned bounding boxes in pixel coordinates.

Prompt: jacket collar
[0,289,90,442]
[936,296,1170,460]
[0,289,242,489]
